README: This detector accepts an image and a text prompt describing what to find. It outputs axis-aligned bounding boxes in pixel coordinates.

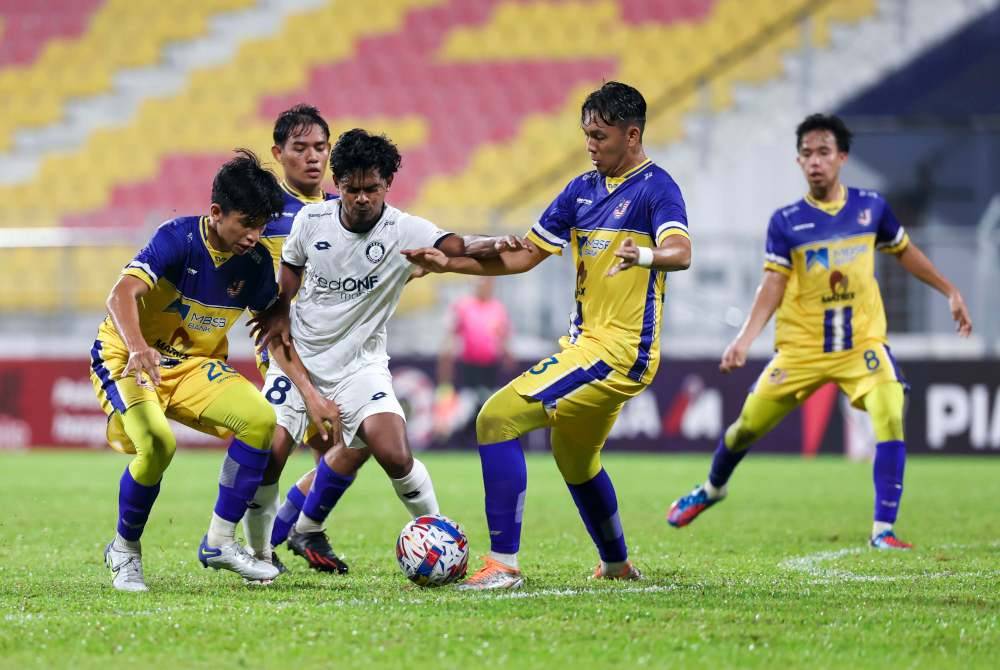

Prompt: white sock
[242,483,279,560]
[294,512,323,534]
[113,533,140,553]
[872,521,892,538]
[206,513,237,547]
[390,459,439,517]
[602,559,628,574]
[704,480,727,500]
[490,551,519,569]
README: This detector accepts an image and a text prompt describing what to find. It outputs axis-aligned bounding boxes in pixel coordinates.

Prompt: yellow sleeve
[656,227,690,246]
[526,230,564,256]
[122,267,156,289]
[878,231,910,255]
[763,261,792,276]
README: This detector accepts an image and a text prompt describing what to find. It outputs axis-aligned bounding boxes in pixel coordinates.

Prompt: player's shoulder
[769,198,808,229]
[848,186,891,212]
[152,216,201,248]
[639,162,682,196]
[293,200,338,230]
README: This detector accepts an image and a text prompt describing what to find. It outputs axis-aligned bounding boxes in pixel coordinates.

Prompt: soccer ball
[395,514,469,587]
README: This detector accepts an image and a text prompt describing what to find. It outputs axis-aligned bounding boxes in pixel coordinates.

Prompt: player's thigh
[861,381,906,442]
[330,365,405,449]
[172,358,276,446]
[836,343,907,409]
[90,342,168,454]
[262,365,310,446]
[357,413,412,478]
[119,400,178,485]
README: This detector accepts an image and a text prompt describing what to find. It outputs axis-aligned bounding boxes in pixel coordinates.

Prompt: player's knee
[724,417,759,452]
[552,446,601,485]
[871,407,905,442]
[132,425,176,484]
[235,398,276,449]
[475,398,520,445]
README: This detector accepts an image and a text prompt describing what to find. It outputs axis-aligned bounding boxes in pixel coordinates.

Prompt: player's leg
[271,467,316,551]
[359,413,439,516]
[105,401,177,591]
[841,344,912,549]
[192,376,280,582]
[668,391,798,527]
[862,382,911,549]
[550,397,640,580]
[241,424,294,565]
[458,382,550,590]
[285,438,367,573]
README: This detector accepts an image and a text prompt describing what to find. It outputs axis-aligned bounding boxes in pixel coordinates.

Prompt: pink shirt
[453,296,508,365]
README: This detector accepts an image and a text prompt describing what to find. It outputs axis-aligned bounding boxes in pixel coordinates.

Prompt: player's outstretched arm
[248,262,304,350]
[894,242,972,337]
[106,275,162,386]
[402,240,549,276]
[460,234,529,259]
[720,269,788,373]
[607,235,691,276]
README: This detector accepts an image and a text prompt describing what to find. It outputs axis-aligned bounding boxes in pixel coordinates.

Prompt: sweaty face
[582,112,630,177]
[273,124,330,193]
[797,130,846,193]
[336,169,389,232]
[210,206,264,255]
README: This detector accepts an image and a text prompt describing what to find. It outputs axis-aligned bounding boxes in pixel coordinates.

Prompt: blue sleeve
[764,211,792,273]
[874,198,909,253]
[650,179,689,243]
[248,251,278,313]
[123,222,186,288]
[528,180,577,254]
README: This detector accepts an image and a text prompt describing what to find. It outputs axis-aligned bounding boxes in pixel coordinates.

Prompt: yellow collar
[804,184,847,216]
[281,180,326,204]
[605,159,652,193]
[200,216,234,268]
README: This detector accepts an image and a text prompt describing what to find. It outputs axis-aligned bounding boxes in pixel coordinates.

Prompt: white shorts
[262,361,405,448]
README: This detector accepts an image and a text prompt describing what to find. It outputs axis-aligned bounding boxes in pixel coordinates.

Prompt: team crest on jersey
[227,280,246,298]
[857,208,872,226]
[366,241,386,263]
[613,199,632,219]
[805,247,829,270]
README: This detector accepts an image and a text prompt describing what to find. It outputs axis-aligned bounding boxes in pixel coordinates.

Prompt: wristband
[636,246,654,268]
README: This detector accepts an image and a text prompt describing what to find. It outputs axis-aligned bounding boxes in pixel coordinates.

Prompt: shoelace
[119,555,144,582]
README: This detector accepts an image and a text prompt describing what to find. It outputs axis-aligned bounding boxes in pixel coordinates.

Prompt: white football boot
[104,541,149,592]
[198,535,280,583]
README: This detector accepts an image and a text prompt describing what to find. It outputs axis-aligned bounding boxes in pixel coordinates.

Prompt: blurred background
[0,0,997,455]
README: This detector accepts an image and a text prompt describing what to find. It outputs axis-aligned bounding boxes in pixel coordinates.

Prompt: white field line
[779,542,1000,584]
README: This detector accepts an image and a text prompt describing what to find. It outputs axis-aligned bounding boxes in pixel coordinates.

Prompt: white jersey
[282,199,450,382]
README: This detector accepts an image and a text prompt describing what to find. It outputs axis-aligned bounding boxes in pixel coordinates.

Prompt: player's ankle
[872,521,893,538]
[295,516,323,535]
[207,513,237,547]
[602,559,628,574]
[113,533,141,553]
[489,551,519,569]
[704,480,727,500]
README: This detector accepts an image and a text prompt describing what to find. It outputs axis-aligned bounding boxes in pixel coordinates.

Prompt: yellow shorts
[89,338,250,453]
[752,342,907,409]
[510,345,646,452]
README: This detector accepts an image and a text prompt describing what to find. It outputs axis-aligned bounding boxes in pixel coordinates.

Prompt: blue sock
[117,467,160,542]
[300,458,355,525]
[873,440,906,524]
[708,438,748,488]
[567,469,627,563]
[214,439,270,523]
[479,439,527,554]
[271,484,307,547]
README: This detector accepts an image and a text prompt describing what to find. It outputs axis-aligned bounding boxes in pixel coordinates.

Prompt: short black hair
[273,104,330,146]
[796,113,852,153]
[581,81,646,135]
[211,149,284,227]
[329,128,402,182]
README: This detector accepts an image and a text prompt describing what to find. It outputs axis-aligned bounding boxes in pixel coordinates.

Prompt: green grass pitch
[1,449,997,669]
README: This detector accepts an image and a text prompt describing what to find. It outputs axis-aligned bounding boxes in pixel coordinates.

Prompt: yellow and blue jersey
[526,160,688,385]
[259,181,336,277]
[763,186,909,355]
[96,216,277,362]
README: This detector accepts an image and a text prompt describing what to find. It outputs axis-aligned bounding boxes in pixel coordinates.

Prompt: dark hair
[796,113,852,153]
[273,104,330,146]
[581,81,646,135]
[211,149,284,227]
[329,128,402,182]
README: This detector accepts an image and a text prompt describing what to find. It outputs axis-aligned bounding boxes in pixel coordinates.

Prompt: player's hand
[408,264,429,281]
[493,235,527,253]
[123,346,162,386]
[247,305,291,350]
[948,290,973,337]
[608,237,641,276]
[719,338,750,373]
[303,391,342,445]
[401,247,450,273]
